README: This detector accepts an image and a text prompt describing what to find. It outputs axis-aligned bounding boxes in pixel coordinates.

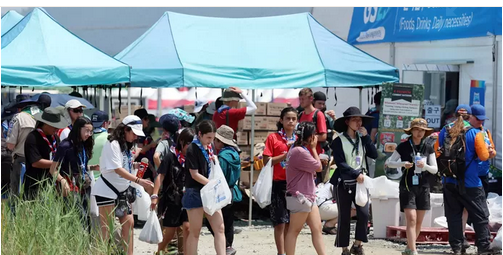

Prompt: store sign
[424,105,441,128]
[348,7,502,45]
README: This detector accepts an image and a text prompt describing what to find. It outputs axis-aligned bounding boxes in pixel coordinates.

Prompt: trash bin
[371,196,400,238]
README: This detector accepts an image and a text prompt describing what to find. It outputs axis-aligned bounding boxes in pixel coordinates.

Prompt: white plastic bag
[131,182,150,221]
[252,160,273,208]
[201,160,232,216]
[89,171,99,217]
[355,182,368,207]
[490,227,502,250]
[139,210,163,244]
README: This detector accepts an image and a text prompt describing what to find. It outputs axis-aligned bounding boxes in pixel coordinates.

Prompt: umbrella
[30,94,95,109]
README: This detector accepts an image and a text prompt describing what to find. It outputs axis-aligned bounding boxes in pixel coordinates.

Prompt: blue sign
[470,80,486,106]
[348,7,502,45]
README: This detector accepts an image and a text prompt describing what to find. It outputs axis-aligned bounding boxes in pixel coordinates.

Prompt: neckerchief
[278,128,296,143]
[217,105,231,114]
[192,136,214,176]
[343,132,360,156]
[36,128,57,157]
[68,124,73,131]
[78,146,87,182]
[175,148,185,168]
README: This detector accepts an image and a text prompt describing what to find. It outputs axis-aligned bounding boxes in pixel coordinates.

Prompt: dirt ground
[133,221,479,255]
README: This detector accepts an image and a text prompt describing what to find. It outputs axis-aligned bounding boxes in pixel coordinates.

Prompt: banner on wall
[375,83,424,179]
[469,80,486,106]
[348,7,502,45]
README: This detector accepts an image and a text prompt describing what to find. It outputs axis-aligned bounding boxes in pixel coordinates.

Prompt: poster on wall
[374,83,424,180]
[470,80,486,106]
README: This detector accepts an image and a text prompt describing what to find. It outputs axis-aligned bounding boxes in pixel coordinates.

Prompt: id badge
[355,156,362,167]
[280,160,287,169]
[412,175,419,186]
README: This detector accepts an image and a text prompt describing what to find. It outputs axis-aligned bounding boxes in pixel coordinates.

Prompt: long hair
[276,107,297,131]
[176,128,196,151]
[108,123,134,152]
[67,117,94,160]
[294,121,316,147]
[448,116,465,144]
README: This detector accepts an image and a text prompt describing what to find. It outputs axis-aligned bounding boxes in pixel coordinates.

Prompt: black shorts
[269,180,290,226]
[95,195,115,207]
[158,199,188,228]
[399,185,431,212]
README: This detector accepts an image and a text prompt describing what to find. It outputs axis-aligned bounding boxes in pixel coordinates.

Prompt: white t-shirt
[91,140,136,199]
[316,183,335,207]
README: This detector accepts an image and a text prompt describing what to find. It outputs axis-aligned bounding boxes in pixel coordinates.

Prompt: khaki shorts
[286,196,314,213]
[319,203,338,221]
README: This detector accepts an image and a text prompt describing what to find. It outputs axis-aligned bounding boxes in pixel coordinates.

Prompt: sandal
[322,226,337,235]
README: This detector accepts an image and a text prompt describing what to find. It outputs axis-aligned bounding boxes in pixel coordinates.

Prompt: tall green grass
[1,181,123,255]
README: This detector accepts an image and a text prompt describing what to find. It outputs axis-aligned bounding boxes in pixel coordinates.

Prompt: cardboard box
[115,105,141,120]
[267,103,289,116]
[239,116,269,130]
[249,131,273,145]
[239,102,267,115]
[236,131,249,145]
[265,116,280,130]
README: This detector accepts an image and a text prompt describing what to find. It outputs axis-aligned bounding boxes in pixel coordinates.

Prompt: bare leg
[306,206,326,255]
[98,205,115,242]
[205,210,226,255]
[324,218,338,228]
[158,227,177,253]
[274,223,288,254]
[118,214,134,255]
[462,208,468,233]
[415,210,427,239]
[182,221,190,255]
[285,212,309,255]
[404,209,417,251]
[186,208,204,255]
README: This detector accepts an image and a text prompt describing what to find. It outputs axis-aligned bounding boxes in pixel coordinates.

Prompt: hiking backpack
[437,127,474,179]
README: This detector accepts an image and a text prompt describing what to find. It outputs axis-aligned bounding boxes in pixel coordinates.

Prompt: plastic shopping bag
[131,182,150,221]
[355,182,368,207]
[252,160,273,208]
[139,210,163,244]
[201,160,232,216]
[89,171,99,217]
[491,227,502,250]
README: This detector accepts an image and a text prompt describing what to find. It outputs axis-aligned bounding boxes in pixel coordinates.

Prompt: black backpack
[437,127,474,179]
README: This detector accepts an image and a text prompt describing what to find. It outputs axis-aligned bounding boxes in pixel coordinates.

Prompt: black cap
[134,108,149,120]
[37,93,52,110]
[313,91,327,101]
[91,110,109,128]
[69,91,83,98]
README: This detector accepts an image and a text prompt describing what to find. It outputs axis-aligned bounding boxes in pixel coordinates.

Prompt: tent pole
[157,88,162,117]
[359,87,363,110]
[128,85,131,115]
[491,37,499,166]
[99,88,105,111]
[248,89,256,227]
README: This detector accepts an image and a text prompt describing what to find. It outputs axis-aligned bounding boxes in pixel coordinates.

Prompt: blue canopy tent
[1,8,131,87]
[116,11,399,225]
[1,10,23,36]
[115,12,399,89]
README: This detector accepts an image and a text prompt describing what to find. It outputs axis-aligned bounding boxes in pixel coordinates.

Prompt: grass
[1,181,124,255]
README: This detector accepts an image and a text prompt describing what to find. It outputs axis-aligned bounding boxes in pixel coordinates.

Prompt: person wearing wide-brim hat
[22,107,68,198]
[212,87,257,135]
[210,125,242,255]
[329,106,378,255]
[386,118,438,255]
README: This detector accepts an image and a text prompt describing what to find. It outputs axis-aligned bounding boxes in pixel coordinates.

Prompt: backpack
[437,127,474,179]
[299,110,333,150]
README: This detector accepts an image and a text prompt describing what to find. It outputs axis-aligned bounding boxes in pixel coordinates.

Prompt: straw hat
[403,118,433,136]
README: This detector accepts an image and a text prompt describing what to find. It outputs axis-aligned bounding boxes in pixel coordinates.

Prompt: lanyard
[78,147,87,181]
[343,132,360,156]
[409,139,424,156]
[36,128,57,155]
[217,105,231,114]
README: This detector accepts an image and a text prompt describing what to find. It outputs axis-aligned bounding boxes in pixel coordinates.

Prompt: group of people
[0,86,499,255]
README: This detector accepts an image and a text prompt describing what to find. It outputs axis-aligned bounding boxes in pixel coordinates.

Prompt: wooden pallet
[386,226,497,245]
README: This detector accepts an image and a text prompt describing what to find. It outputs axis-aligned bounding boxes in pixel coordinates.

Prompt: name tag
[412,175,419,186]
[355,155,362,167]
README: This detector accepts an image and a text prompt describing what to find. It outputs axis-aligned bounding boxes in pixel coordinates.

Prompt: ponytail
[294,121,316,147]
[448,116,465,144]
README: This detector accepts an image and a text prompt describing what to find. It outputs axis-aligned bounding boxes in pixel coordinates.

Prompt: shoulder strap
[101,176,120,196]
[312,110,319,126]
[298,111,304,120]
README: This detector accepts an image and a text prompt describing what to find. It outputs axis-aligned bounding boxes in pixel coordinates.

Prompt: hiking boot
[350,244,365,255]
[226,247,237,255]
[341,248,351,255]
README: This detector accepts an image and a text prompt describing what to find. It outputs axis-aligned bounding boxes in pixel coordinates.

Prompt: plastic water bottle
[414,153,422,174]
[295,191,313,207]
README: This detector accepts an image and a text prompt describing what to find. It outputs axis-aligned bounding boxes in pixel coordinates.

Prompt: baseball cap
[471,104,488,120]
[194,99,209,113]
[134,108,149,120]
[91,111,109,128]
[160,114,180,134]
[455,104,472,115]
[313,91,327,101]
[122,115,145,136]
[65,99,86,109]
[206,102,216,115]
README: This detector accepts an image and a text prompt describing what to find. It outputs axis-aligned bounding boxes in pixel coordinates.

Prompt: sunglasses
[72,108,84,113]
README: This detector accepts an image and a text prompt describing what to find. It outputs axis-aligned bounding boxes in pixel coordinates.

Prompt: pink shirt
[285,146,321,201]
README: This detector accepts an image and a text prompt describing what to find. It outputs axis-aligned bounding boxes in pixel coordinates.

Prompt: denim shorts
[182,188,203,210]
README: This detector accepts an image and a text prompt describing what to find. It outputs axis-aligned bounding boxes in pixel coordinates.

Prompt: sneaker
[350,244,365,255]
[401,249,418,255]
[341,248,351,255]
[462,239,470,253]
[226,247,237,255]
